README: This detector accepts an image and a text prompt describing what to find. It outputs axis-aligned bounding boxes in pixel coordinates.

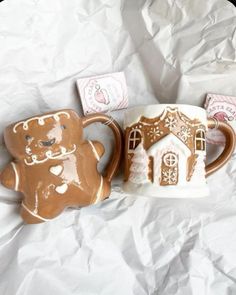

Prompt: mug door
[160,152,178,186]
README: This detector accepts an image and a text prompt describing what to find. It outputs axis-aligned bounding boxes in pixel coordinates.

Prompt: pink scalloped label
[76,72,128,115]
[205,93,236,145]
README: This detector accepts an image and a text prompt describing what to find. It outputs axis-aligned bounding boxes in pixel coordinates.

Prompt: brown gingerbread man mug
[0,110,122,224]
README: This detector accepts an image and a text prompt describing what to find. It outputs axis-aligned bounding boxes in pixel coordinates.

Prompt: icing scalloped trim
[24,145,76,166]
[13,111,70,133]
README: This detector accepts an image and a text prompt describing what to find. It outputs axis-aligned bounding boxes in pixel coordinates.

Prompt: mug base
[122,182,210,198]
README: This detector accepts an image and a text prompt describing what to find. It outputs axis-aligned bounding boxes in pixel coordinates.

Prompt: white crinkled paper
[0,0,236,294]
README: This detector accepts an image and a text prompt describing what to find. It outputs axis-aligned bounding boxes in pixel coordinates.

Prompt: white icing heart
[50,165,63,176]
[55,183,68,194]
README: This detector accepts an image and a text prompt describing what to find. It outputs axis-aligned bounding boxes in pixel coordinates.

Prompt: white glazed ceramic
[123,104,234,198]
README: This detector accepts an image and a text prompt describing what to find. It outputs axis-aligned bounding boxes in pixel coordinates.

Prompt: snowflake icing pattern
[147,126,163,142]
[178,126,192,142]
[164,116,177,130]
[162,168,177,184]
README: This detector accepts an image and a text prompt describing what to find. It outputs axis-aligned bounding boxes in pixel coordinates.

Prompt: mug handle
[82,114,123,182]
[206,118,236,176]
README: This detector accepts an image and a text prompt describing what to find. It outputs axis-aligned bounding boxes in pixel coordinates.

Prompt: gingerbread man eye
[61,125,66,130]
[25,135,32,141]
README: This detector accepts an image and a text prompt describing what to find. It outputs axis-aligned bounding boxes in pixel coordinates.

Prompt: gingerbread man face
[4,110,83,163]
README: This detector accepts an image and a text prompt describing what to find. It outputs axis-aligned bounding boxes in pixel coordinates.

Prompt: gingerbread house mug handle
[206,118,236,176]
[82,114,123,182]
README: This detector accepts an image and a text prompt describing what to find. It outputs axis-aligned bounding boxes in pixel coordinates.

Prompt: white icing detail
[21,202,50,222]
[60,147,67,154]
[178,126,193,142]
[163,152,178,167]
[23,123,28,130]
[94,176,103,204]
[164,115,177,130]
[13,111,70,133]
[24,145,76,166]
[162,168,178,184]
[45,184,56,199]
[160,107,178,120]
[50,165,63,176]
[25,147,32,155]
[24,155,49,166]
[38,118,45,125]
[46,150,52,157]
[88,140,100,161]
[147,126,163,141]
[124,105,206,129]
[54,114,60,121]
[55,183,68,194]
[11,162,19,191]
[129,143,150,184]
[47,145,76,159]
[34,192,39,214]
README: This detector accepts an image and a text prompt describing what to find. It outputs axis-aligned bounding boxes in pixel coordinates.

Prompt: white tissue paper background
[0,0,236,294]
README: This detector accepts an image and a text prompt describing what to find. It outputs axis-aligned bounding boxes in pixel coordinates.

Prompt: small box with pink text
[76,72,128,115]
[205,93,236,145]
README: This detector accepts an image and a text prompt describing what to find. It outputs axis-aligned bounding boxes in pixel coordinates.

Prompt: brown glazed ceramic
[123,105,236,198]
[206,118,235,175]
[0,109,122,224]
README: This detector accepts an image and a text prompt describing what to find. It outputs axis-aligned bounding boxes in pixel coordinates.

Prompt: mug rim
[124,103,207,128]
[125,103,206,113]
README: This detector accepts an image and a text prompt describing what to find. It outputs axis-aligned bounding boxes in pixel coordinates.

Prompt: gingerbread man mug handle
[82,113,123,182]
[206,118,236,176]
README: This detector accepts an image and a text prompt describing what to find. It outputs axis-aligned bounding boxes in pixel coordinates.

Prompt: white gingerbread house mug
[123,104,235,198]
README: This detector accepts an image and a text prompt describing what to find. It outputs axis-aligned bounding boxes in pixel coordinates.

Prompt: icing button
[55,183,68,194]
[50,165,63,176]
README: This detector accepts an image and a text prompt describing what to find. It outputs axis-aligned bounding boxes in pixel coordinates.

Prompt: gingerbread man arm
[88,140,105,161]
[0,162,20,191]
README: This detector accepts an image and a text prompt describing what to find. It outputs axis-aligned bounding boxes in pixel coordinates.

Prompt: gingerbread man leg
[21,192,66,224]
[20,178,67,224]
[20,203,50,224]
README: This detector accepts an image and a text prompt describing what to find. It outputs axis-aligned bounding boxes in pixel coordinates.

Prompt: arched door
[160,152,178,185]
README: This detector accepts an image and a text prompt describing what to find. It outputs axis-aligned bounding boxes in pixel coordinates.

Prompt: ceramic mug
[123,104,235,198]
[0,109,122,223]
